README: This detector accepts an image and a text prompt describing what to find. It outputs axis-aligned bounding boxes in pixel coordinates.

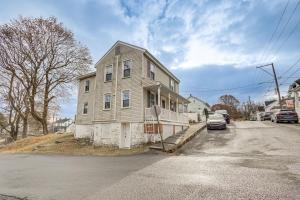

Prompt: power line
[264,0,300,62]
[280,56,300,77]
[269,20,300,61]
[258,0,290,63]
[181,81,273,93]
[281,67,300,85]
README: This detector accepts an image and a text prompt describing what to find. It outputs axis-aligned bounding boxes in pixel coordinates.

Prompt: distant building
[53,118,73,132]
[264,99,279,112]
[186,94,211,121]
[288,79,300,118]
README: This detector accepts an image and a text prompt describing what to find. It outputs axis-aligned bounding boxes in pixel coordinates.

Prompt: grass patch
[0,134,149,156]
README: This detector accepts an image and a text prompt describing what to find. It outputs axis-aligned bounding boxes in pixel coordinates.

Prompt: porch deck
[145,107,189,124]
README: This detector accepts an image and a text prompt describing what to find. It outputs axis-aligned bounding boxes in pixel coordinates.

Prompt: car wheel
[295,120,299,124]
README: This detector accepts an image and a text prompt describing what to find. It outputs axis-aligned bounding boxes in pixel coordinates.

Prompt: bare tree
[0,16,92,134]
[0,73,25,140]
[219,94,240,109]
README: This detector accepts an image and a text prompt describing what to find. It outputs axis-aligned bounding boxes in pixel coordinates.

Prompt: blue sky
[1,0,300,118]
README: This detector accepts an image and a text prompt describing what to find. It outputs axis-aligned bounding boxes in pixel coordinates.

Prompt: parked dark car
[261,112,272,121]
[271,109,299,123]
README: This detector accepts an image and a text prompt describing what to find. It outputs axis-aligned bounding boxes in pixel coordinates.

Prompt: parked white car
[207,113,227,130]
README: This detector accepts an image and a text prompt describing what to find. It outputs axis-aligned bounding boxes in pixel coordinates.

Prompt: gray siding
[94,44,144,123]
[76,42,182,126]
[76,76,96,124]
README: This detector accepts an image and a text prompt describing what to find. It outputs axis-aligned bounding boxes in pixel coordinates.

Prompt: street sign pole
[153,105,165,151]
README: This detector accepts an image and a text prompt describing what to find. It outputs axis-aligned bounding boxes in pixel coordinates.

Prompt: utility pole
[257,63,282,109]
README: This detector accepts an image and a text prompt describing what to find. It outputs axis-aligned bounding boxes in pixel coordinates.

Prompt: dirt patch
[0,134,149,156]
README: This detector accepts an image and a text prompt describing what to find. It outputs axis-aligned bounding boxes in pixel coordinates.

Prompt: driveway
[0,121,300,199]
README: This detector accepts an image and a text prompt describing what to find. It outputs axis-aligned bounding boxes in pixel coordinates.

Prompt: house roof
[144,82,190,104]
[264,100,277,107]
[94,40,180,83]
[77,72,96,80]
[187,94,210,108]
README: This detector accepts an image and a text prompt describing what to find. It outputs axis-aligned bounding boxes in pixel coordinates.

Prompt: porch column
[168,93,171,110]
[168,93,171,120]
[176,98,179,121]
[157,86,161,107]
[295,91,299,115]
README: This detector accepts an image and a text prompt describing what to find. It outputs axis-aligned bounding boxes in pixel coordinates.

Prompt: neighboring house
[264,99,279,112]
[288,79,300,118]
[75,41,190,148]
[53,118,73,132]
[186,94,211,122]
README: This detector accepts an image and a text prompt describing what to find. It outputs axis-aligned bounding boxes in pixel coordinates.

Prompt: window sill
[103,108,111,111]
[82,113,88,115]
[122,76,131,79]
[121,107,131,109]
[104,80,112,83]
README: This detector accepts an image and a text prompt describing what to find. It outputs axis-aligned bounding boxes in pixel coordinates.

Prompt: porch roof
[144,83,190,104]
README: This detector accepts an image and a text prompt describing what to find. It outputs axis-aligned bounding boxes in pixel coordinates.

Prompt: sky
[0,0,300,118]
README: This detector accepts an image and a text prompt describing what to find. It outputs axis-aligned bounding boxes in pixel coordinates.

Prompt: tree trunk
[22,115,28,138]
[42,121,48,135]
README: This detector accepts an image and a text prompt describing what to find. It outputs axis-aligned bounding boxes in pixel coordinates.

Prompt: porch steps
[149,122,206,153]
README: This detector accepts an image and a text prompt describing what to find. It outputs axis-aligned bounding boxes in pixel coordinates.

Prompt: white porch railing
[145,107,189,124]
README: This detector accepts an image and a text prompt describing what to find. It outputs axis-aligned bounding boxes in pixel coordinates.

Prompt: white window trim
[82,102,88,115]
[149,91,156,107]
[170,79,175,91]
[84,80,90,93]
[150,62,155,80]
[103,93,112,110]
[121,89,131,109]
[161,96,167,108]
[122,59,132,78]
[104,64,113,82]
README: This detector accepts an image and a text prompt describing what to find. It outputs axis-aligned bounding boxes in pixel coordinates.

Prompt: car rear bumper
[207,123,226,130]
[276,117,298,122]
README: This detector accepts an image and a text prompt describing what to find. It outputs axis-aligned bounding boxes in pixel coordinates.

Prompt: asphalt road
[0,121,299,200]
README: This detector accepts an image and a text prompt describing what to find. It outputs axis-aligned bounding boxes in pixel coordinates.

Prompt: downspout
[114,55,119,120]
[93,75,97,122]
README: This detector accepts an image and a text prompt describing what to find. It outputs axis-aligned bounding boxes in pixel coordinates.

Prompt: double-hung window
[83,102,88,114]
[150,63,155,80]
[123,60,131,78]
[104,94,111,110]
[85,80,90,92]
[105,65,113,82]
[122,90,130,108]
[170,79,175,91]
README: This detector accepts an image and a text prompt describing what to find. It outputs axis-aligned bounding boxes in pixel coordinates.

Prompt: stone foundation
[75,122,189,148]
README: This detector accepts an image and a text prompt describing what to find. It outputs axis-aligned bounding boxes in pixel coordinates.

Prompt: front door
[121,123,131,148]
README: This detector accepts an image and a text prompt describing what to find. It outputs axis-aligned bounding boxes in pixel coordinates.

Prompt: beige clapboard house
[75,41,189,148]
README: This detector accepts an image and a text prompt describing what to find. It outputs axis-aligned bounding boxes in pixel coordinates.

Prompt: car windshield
[215,110,228,115]
[209,114,224,120]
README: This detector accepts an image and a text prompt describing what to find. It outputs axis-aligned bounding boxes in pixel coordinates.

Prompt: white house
[186,94,211,122]
[75,41,190,148]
